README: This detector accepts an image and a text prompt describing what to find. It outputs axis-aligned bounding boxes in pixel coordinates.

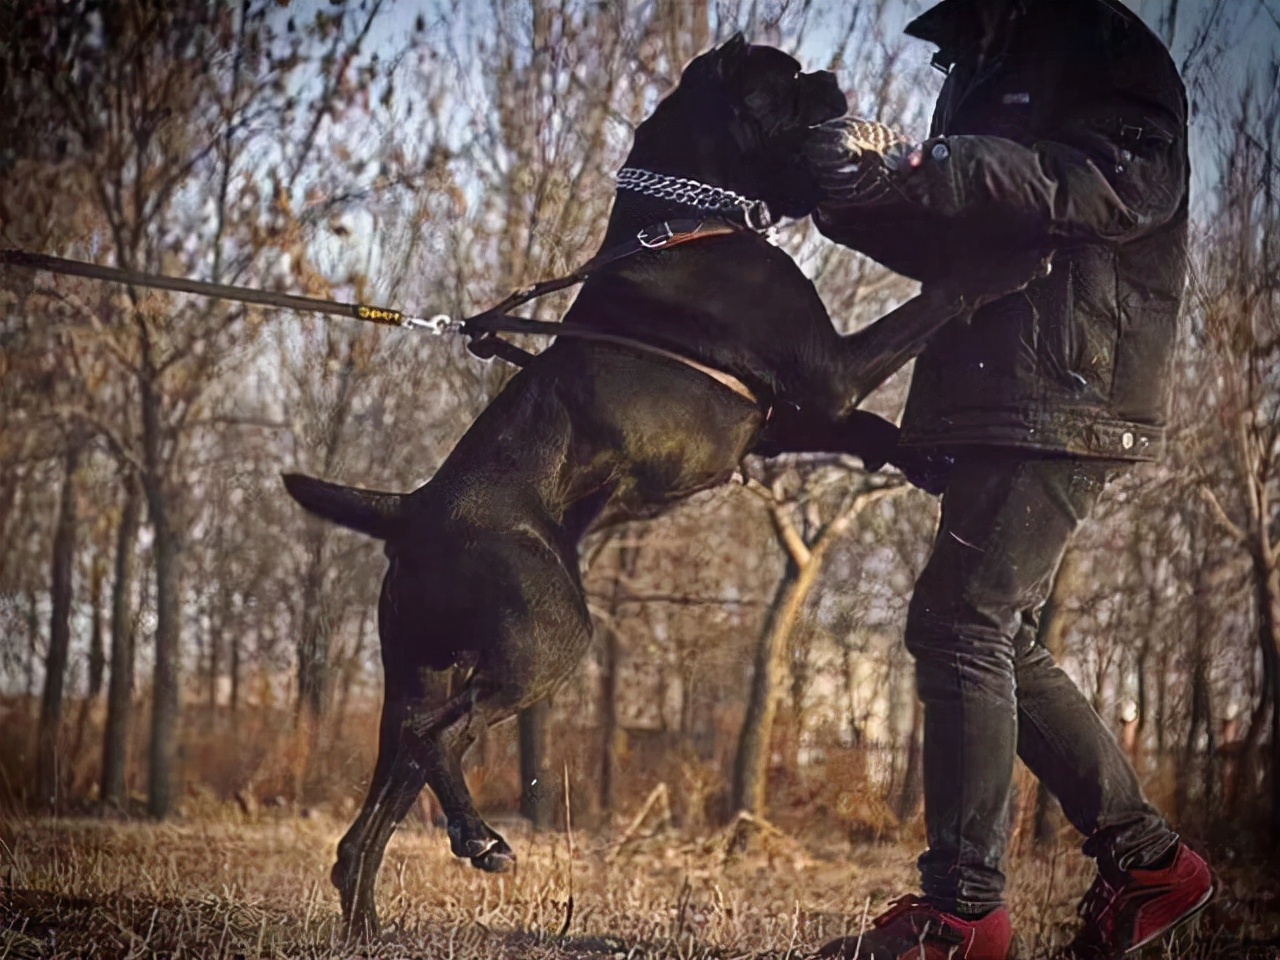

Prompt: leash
[0,217,753,385]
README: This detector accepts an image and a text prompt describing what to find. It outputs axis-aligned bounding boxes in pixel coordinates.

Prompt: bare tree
[35,441,81,810]
[732,469,904,817]
[100,475,142,809]
[1189,63,1280,843]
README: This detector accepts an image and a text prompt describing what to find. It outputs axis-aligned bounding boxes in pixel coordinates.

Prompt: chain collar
[615,167,774,233]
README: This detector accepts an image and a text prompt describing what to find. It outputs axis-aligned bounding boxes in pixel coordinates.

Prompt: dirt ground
[1,810,1278,959]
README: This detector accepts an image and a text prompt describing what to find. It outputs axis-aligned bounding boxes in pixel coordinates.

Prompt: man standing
[805,1,1211,958]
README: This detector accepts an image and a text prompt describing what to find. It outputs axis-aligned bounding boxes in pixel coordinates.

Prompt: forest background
[1,0,1278,955]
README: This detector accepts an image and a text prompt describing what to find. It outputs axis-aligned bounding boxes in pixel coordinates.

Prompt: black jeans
[905,452,1175,914]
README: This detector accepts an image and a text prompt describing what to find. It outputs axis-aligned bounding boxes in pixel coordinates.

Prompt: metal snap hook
[637,222,675,248]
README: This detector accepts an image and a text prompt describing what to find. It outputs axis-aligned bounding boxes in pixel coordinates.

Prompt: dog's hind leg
[332,694,426,936]
[334,682,514,934]
[427,701,522,870]
[333,669,453,935]
[407,645,591,871]
[404,685,522,873]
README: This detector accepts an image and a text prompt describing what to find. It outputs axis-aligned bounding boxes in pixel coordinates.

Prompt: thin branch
[51,404,144,475]
[30,285,141,375]
[769,502,813,569]
[1198,484,1247,543]
[585,590,764,608]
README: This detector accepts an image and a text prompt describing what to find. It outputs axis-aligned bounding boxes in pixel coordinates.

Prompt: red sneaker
[1069,842,1213,956]
[816,895,1012,959]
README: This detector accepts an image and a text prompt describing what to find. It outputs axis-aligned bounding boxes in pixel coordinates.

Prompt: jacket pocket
[1031,264,1080,389]
[1111,293,1178,422]
[1043,251,1120,400]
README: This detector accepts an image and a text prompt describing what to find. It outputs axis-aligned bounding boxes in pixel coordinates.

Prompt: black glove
[804,117,915,208]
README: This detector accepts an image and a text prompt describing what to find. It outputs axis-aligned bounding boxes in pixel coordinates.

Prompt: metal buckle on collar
[741,199,773,232]
[637,221,675,249]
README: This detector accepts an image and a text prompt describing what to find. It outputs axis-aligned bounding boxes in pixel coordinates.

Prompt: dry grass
[1,808,1277,960]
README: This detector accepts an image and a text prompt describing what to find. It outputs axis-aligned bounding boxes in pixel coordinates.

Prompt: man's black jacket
[813,0,1189,460]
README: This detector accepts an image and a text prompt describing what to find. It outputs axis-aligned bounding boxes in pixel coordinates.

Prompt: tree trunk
[598,533,643,816]
[101,479,142,808]
[133,321,184,821]
[1223,561,1273,817]
[294,337,360,721]
[1155,644,1169,758]
[1268,640,1280,850]
[1133,636,1150,773]
[731,553,799,817]
[895,697,924,821]
[296,530,331,720]
[230,619,241,720]
[25,589,39,699]
[335,606,371,729]
[1178,651,1212,822]
[519,699,555,830]
[36,444,80,811]
[207,600,219,711]
[1250,545,1280,848]
[730,488,895,818]
[146,481,183,819]
[88,559,106,699]
[598,622,621,815]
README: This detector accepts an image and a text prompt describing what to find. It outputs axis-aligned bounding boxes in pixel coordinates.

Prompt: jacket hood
[906,0,1163,59]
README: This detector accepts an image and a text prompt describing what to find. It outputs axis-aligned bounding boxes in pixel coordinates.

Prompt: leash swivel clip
[404,313,463,336]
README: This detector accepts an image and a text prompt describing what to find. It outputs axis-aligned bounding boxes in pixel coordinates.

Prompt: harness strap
[465,316,757,401]
[460,216,761,403]
[631,344,758,404]
[470,313,758,403]
[463,217,740,325]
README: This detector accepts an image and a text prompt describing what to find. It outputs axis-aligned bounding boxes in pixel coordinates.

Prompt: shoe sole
[1124,883,1215,955]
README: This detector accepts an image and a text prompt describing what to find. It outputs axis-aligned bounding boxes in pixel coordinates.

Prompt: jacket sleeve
[811,94,1187,283]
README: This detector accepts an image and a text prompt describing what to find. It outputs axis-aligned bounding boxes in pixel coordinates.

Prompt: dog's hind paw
[462,836,497,858]
[471,846,517,873]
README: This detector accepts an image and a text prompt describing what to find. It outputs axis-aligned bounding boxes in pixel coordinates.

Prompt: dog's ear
[715,32,749,79]
[680,34,746,88]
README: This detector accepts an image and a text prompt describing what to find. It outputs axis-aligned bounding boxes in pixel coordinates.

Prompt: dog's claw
[464,836,497,858]
[471,847,517,873]
[345,903,380,940]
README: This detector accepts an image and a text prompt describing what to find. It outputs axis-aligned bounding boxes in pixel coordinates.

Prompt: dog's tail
[281,473,404,540]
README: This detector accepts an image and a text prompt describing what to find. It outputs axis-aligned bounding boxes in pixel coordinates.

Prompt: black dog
[284,37,959,934]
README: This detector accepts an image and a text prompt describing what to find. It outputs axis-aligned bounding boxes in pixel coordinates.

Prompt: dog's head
[626,35,846,220]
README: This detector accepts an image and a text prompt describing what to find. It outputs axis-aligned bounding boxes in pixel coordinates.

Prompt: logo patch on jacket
[1002,92,1031,105]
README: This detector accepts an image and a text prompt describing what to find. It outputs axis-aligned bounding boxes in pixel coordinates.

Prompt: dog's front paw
[890,447,955,496]
[843,410,900,472]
